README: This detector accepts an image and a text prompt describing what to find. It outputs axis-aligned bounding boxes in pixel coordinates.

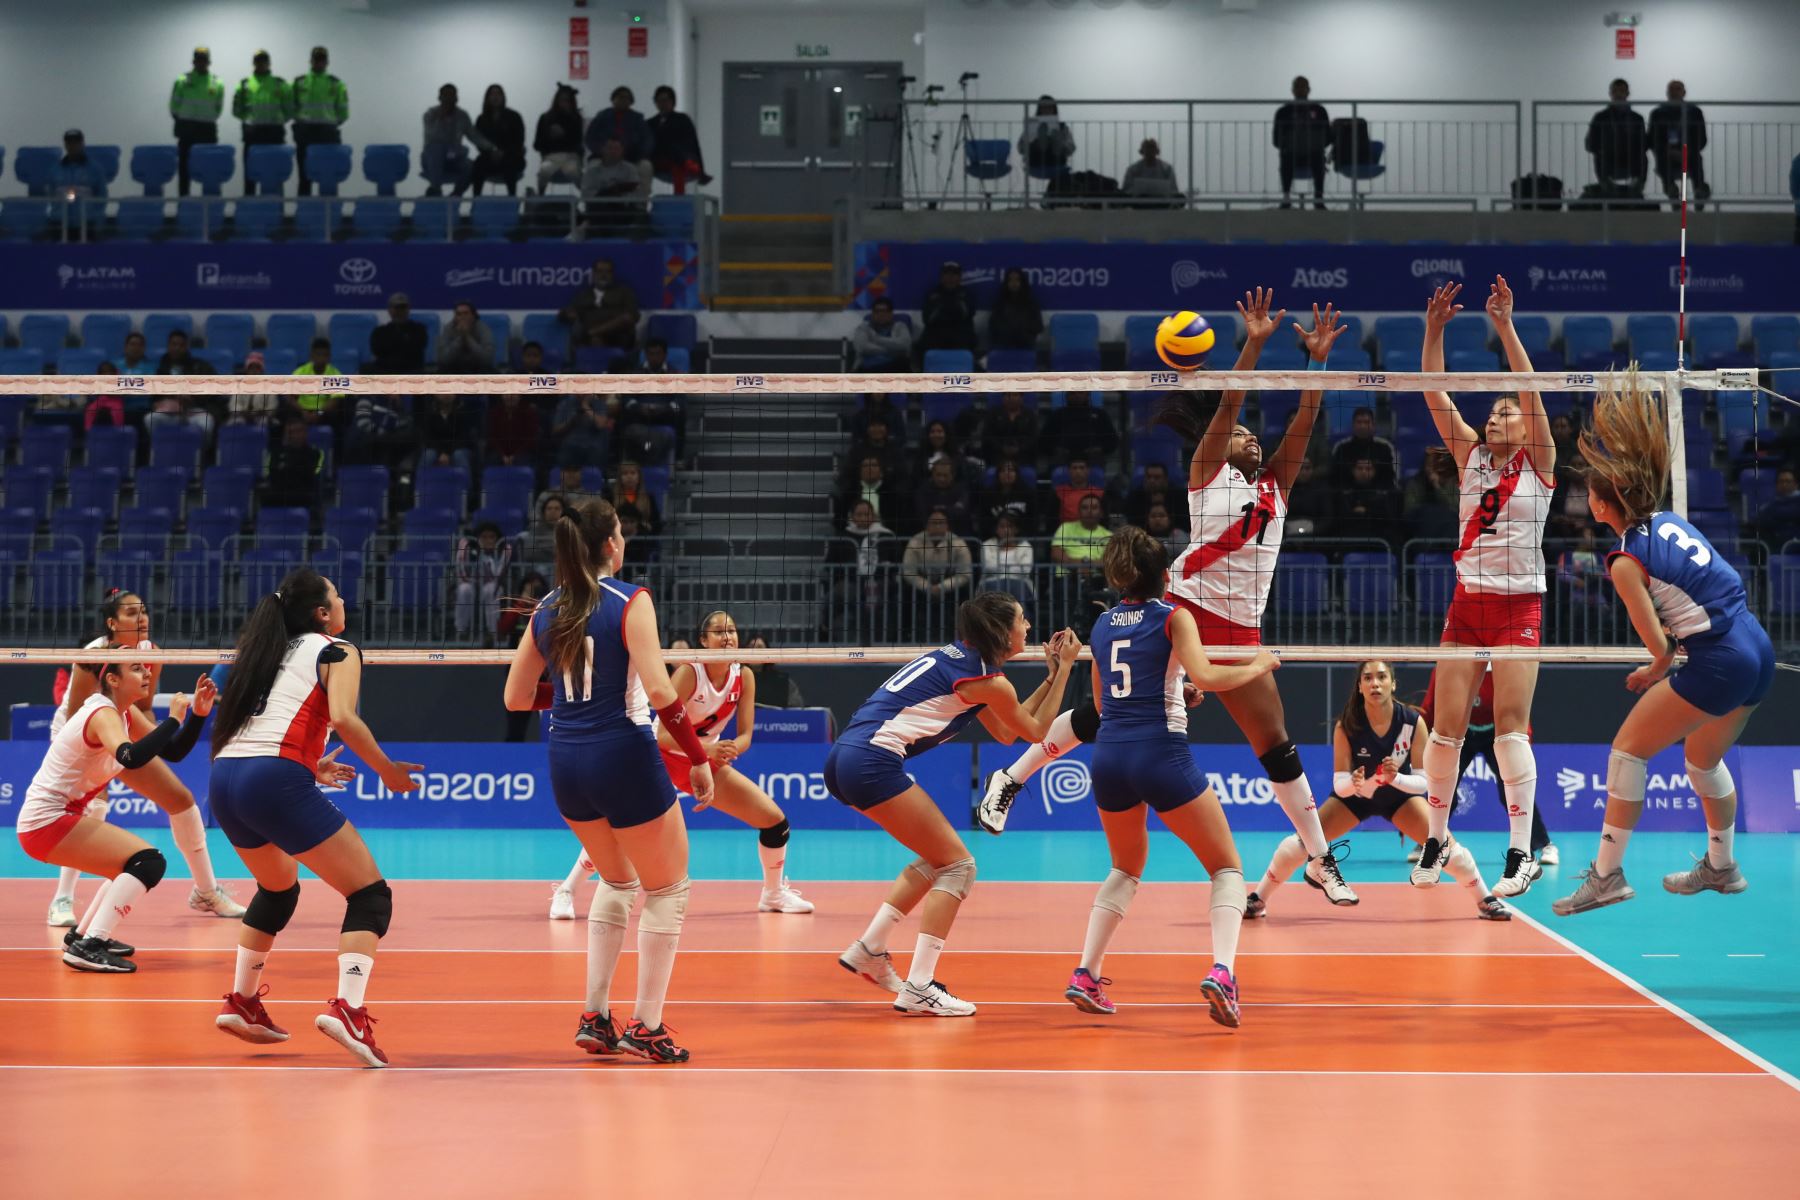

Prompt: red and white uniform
[1443,446,1553,646]
[16,694,126,857]
[214,633,341,765]
[1170,462,1285,643]
[658,661,742,791]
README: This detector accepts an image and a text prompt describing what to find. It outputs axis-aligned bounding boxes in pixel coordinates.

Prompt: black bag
[1511,173,1564,211]
[1570,180,1657,211]
[1044,170,1120,208]
[1329,117,1373,170]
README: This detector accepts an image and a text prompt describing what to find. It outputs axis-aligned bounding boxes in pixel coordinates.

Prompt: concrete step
[684,493,832,516]
[685,471,835,494]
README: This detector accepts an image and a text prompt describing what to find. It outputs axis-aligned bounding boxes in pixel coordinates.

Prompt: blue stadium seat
[50,507,105,559]
[238,544,292,601]
[149,425,205,480]
[1685,469,1728,513]
[56,348,106,376]
[186,144,236,196]
[1442,315,1490,356]
[129,145,179,196]
[327,313,379,362]
[255,506,311,547]
[1122,315,1161,367]
[231,197,285,241]
[21,426,73,478]
[96,549,156,603]
[1770,556,1800,617]
[324,506,379,555]
[1716,392,1768,445]
[336,466,390,515]
[1325,343,1371,371]
[312,547,360,608]
[0,348,45,375]
[521,313,565,359]
[480,465,534,515]
[1333,315,1366,349]
[117,507,173,554]
[184,506,242,555]
[361,145,411,197]
[1688,314,1745,368]
[408,197,457,242]
[19,314,70,360]
[14,146,60,195]
[133,465,189,517]
[302,143,353,196]
[1049,344,1101,372]
[170,198,218,242]
[168,545,221,611]
[1411,552,1456,613]
[1381,344,1423,373]
[329,346,363,375]
[215,423,265,476]
[67,466,123,518]
[1635,349,1679,371]
[569,345,621,375]
[191,347,236,375]
[290,199,341,242]
[140,314,194,355]
[401,507,461,552]
[2,465,55,520]
[1750,315,1800,363]
[1342,551,1396,616]
[1322,391,1368,440]
[1199,313,1242,349]
[0,198,53,240]
[648,196,696,239]
[112,197,167,239]
[1257,338,1308,371]
[1129,429,1183,474]
[1272,551,1331,617]
[84,425,137,474]
[467,197,518,241]
[414,466,470,515]
[264,348,301,376]
[469,504,527,537]
[480,314,513,363]
[1626,314,1678,358]
[922,349,975,375]
[1447,348,1499,372]
[640,465,670,510]
[245,145,295,195]
[645,313,697,354]
[87,145,122,186]
[203,313,255,365]
[1511,314,1552,355]
[1047,313,1100,355]
[203,466,257,514]
[31,546,86,611]
[345,197,403,241]
[1562,316,1617,369]
[265,313,318,361]
[389,545,449,607]
[985,348,1037,373]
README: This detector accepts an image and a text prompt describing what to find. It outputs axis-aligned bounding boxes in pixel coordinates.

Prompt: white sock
[1493,733,1538,856]
[54,866,80,904]
[1705,825,1735,869]
[168,806,218,893]
[1446,842,1488,894]
[757,840,785,892]
[860,902,904,954]
[560,854,591,893]
[1596,823,1632,877]
[233,945,267,997]
[76,885,108,935]
[585,919,627,1014]
[1007,708,1078,784]
[635,929,679,1030]
[337,952,374,1007]
[87,874,148,942]
[1209,868,1245,974]
[1421,734,1461,843]
[1256,834,1308,900]
[1271,777,1328,858]
[907,933,945,987]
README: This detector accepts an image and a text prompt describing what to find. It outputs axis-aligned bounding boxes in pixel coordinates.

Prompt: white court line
[1512,910,1800,1095]
[0,946,1577,957]
[1641,953,1681,958]
[1726,954,1766,959]
[0,997,1661,1010]
[0,1064,1780,1078]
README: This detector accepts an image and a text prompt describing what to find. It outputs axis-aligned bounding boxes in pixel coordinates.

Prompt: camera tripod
[937,74,980,203]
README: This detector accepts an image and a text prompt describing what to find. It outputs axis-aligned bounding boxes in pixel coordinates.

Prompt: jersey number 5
[1656,520,1712,567]
[1108,640,1133,698]
[1237,501,1274,544]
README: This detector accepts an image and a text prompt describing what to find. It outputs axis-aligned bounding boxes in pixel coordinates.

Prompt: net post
[1663,370,1689,517]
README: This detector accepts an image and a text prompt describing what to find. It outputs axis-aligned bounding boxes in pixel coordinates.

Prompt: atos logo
[734,375,766,390]
[527,376,558,389]
[1291,267,1349,288]
[942,375,973,389]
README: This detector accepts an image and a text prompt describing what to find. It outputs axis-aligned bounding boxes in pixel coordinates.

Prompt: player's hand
[1486,275,1515,325]
[1425,282,1463,333]
[1054,628,1082,666]
[1252,648,1281,675]
[1298,302,1344,362]
[688,761,715,809]
[314,746,357,789]
[190,673,218,718]
[1374,759,1398,786]
[1237,287,1288,344]
[711,741,740,765]
[168,692,191,722]
[1625,661,1670,693]
[1182,681,1206,708]
[380,761,423,792]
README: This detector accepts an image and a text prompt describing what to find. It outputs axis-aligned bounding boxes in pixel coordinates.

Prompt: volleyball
[1155,311,1215,370]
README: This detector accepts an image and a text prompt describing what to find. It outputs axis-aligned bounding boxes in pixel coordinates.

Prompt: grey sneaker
[1662,855,1748,896]
[1551,864,1636,916]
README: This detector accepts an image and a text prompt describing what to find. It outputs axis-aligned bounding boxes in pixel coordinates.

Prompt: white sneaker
[189,883,246,918]
[894,979,977,1017]
[977,770,1022,835]
[837,939,903,993]
[1492,848,1543,898]
[1537,843,1561,868]
[1410,836,1451,887]
[549,885,576,920]
[1304,847,1359,906]
[46,896,77,928]
[757,880,815,914]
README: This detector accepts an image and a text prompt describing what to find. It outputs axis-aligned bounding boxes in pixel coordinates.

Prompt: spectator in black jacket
[263,416,323,510]
[472,84,527,196]
[1333,456,1403,551]
[1648,80,1709,208]
[1328,408,1398,489]
[417,394,476,473]
[1755,467,1800,549]
[1273,76,1330,209]
[917,262,978,359]
[533,84,584,192]
[825,498,896,639]
[1122,461,1184,530]
[369,293,428,374]
[847,414,908,489]
[1285,454,1334,537]
[1587,78,1648,191]
[848,392,905,442]
[648,85,710,194]
[979,392,1039,465]
[986,268,1044,353]
[838,454,905,531]
[1040,392,1117,464]
[914,459,973,534]
[976,458,1042,538]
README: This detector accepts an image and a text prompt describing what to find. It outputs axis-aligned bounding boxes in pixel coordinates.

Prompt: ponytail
[211,568,331,758]
[1151,389,1218,443]
[547,499,620,680]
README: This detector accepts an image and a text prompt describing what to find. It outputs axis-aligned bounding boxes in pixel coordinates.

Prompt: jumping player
[1553,379,1772,914]
[1410,277,1553,898]
[505,499,713,1064]
[1413,664,1557,866]
[1247,660,1510,921]
[831,594,1080,1017]
[979,289,1357,908]
[15,661,212,972]
[210,570,422,1068]
[1063,528,1279,1024]
[550,608,811,919]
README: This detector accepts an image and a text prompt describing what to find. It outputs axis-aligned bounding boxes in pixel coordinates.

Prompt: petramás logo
[334,256,382,297]
[196,262,271,291]
[1291,267,1348,289]
[1670,266,1744,294]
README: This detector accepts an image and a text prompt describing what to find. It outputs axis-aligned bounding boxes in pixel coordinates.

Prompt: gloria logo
[1170,260,1228,292]
[1291,267,1348,288]
[1411,257,1465,279]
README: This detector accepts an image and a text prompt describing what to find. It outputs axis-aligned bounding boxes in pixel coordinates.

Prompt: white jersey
[682,661,742,745]
[215,633,343,765]
[1170,462,1286,628]
[1454,446,1553,594]
[17,694,125,833]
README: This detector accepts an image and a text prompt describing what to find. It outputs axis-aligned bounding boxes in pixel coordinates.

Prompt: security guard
[170,46,225,196]
[234,50,293,195]
[292,45,348,196]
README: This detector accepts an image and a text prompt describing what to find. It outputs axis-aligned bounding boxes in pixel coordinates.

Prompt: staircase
[710,215,843,312]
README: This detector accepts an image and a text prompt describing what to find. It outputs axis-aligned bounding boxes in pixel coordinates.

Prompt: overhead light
[833,85,843,93]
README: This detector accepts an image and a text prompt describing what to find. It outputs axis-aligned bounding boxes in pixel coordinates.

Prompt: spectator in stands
[1403,445,1459,541]
[1019,96,1075,177]
[262,416,323,509]
[582,136,645,229]
[155,329,210,377]
[986,268,1044,353]
[1051,492,1109,579]
[1040,391,1117,464]
[292,47,347,198]
[346,393,414,473]
[747,636,804,708]
[292,336,343,426]
[1549,411,1580,466]
[618,503,656,568]
[417,394,475,473]
[1333,456,1403,551]
[1556,525,1607,609]
[618,347,684,463]
[649,85,710,194]
[1123,138,1179,203]
[915,459,973,534]
[914,419,968,482]
[848,414,908,489]
[1146,503,1188,558]
[607,460,660,535]
[54,129,107,198]
[369,293,428,374]
[521,494,565,568]
[437,301,496,373]
[980,512,1035,599]
[169,46,223,198]
[234,50,291,196]
[486,392,539,467]
[916,262,978,360]
[1649,80,1709,209]
[1329,407,1397,489]
[1122,461,1184,530]
[82,362,125,430]
[559,257,639,352]
[825,498,896,639]
[1587,78,1648,192]
[586,86,653,192]
[471,84,526,196]
[225,353,278,428]
[519,340,546,374]
[422,83,495,198]
[980,392,1040,466]
[1285,454,1334,537]
[500,570,551,736]
[838,454,904,531]
[1054,456,1103,523]
[118,332,151,376]
[902,507,974,607]
[1273,77,1329,209]
[976,458,1041,539]
[1755,467,1800,549]
[534,84,585,192]
[851,298,913,371]
[1549,469,1597,541]
[848,393,904,442]
[454,521,514,643]
[551,391,612,469]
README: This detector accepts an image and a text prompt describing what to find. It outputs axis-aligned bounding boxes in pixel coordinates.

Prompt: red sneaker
[314,998,388,1067]
[216,985,290,1044]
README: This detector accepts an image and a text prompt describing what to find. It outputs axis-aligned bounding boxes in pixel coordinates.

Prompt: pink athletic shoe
[1063,967,1115,1015]
[1200,963,1240,1029]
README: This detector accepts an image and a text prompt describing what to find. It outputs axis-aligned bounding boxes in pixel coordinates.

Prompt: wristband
[532,681,555,710]
[657,700,710,766]
[1307,357,1328,372]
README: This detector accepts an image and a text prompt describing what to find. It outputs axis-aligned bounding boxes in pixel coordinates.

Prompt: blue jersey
[1345,702,1421,777]
[530,578,651,740]
[839,642,998,758]
[1091,599,1188,741]
[1609,512,1749,640]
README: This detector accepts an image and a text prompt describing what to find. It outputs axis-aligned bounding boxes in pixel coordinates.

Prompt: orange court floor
[3,877,1797,1199]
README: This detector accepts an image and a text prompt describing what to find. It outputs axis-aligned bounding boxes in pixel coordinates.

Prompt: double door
[722,62,902,213]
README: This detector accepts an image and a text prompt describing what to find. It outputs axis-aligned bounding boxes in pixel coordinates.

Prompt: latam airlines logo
[1527,265,1608,294]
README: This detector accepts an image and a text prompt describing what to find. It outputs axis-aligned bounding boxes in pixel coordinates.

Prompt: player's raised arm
[1421,282,1481,469]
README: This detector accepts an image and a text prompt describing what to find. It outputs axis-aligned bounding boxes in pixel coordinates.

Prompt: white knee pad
[1422,732,1464,773]
[1093,869,1140,917]
[1210,866,1246,914]
[1606,749,1649,805]
[639,877,689,935]
[930,857,976,900]
[1493,731,1537,785]
[588,877,639,928]
[1685,758,1734,802]
[904,857,937,887]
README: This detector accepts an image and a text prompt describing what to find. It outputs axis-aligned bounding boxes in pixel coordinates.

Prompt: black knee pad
[1258,740,1304,784]
[1070,701,1101,744]
[341,879,394,938]
[122,848,167,890]
[244,883,301,936]
[758,818,791,849]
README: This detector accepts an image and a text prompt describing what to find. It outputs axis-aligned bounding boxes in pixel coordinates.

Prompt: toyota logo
[339,257,378,284]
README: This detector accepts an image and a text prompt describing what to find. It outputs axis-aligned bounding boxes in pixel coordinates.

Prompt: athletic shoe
[1550,864,1636,916]
[1537,843,1561,868]
[315,999,388,1067]
[837,939,903,994]
[575,1009,621,1055]
[1304,844,1359,905]
[977,769,1022,835]
[46,896,76,928]
[216,985,290,1044]
[757,880,815,914]
[62,935,136,973]
[549,885,576,920]
[1200,964,1240,1029]
[1244,890,1267,920]
[189,884,246,919]
[1475,894,1513,921]
[618,1018,690,1063]
[1064,967,1115,1015]
[1492,848,1542,898]
[1662,854,1748,896]
[894,979,977,1017]
[1405,842,1422,865]
[1410,836,1449,887]
[64,928,134,957]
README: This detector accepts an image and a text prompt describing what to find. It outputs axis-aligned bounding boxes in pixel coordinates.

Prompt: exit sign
[628,26,648,57]
[1615,28,1635,58]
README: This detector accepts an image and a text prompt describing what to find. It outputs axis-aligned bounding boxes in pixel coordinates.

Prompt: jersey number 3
[1656,520,1711,567]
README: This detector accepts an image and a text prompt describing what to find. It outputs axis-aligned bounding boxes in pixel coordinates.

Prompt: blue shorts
[1091,736,1208,814]
[210,756,349,856]
[1671,616,1776,717]
[547,727,677,829]
[825,741,916,811]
